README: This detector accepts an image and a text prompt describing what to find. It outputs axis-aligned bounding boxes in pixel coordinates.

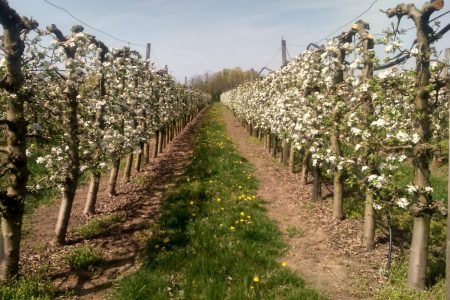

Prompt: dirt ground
[21,111,205,299]
[221,106,388,300]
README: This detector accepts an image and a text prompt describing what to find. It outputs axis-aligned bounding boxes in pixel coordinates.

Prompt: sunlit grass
[112,104,326,299]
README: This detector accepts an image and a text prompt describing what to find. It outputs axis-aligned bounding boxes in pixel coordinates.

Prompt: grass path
[112,104,325,299]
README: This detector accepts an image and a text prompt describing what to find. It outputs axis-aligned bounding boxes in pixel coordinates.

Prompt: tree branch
[46,24,66,43]
[382,145,414,151]
[431,22,450,43]
[376,54,410,70]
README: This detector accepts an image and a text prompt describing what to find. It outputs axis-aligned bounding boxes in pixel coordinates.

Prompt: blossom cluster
[222,36,448,210]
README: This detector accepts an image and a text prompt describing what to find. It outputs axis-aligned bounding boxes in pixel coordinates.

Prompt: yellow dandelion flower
[240,211,245,216]
[229,226,236,231]
[190,201,194,205]
[253,276,260,283]
[216,198,221,202]
[282,262,287,267]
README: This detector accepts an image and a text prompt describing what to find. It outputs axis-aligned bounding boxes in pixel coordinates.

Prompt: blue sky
[6,0,450,81]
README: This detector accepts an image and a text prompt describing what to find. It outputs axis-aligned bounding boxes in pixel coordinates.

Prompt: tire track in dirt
[21,110,206,299]
[222,105,386,300]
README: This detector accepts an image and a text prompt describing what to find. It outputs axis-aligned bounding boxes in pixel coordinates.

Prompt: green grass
[375,258,445,300]
[112,104,326,300]
[366,162,448,298]
[0,276,57,300]
[75,213,125,239]
[63,246,106,271]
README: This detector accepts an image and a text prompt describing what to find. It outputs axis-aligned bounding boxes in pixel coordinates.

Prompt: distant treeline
[190,68,257,101]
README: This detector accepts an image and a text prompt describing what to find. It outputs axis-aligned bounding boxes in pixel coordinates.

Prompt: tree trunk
[134,142,144,173]
[153,131,159,159]
[0,209,23,281]
[271,135,277,158]
[282,141,290,166]
[84,171,100,215]
[143,141,150,165]
[0,2,34,281]
[108,158,120,196]
[289,145,296,173]
[311,165,321,201]
[159,129,164,152]
[331,127,344,220]
[54,182,77,246]
[333,174,344,220]
[122,153,133,183]
[166,126,170,144]
[363,189,375,250]
[408,216,430,289]
[301,152,311,185]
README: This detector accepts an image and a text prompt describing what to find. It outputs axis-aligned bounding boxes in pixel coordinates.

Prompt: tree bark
[301,152,310,186]
[355,20,377,250]
[363,189,375,250]
[153,131,159,158]
[84,171,100,215]
[122,153,133,183]
[108,158,120,196]
[143,140,150,165]
[311,165,321,201]
[0,1,35,281]
[289,144,296,173]
[1,209,23,281]
[282,140,290,166]
[49,25,83,246]
[271,135,277,158]
[384,3,440,290]
[408,216,430,289]
[330,31,353,220]
[331,128,344,220]
[54,179,77,246]
[134,142,144,173]
[159,129,165,152]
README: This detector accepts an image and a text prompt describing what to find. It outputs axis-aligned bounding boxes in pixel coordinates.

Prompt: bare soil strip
[21,111,205,299]
[222,106,387,300]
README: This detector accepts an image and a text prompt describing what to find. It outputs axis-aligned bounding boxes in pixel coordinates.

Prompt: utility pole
[281,37,288,67]
[145,43,151,61]
[165,64,168,73]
